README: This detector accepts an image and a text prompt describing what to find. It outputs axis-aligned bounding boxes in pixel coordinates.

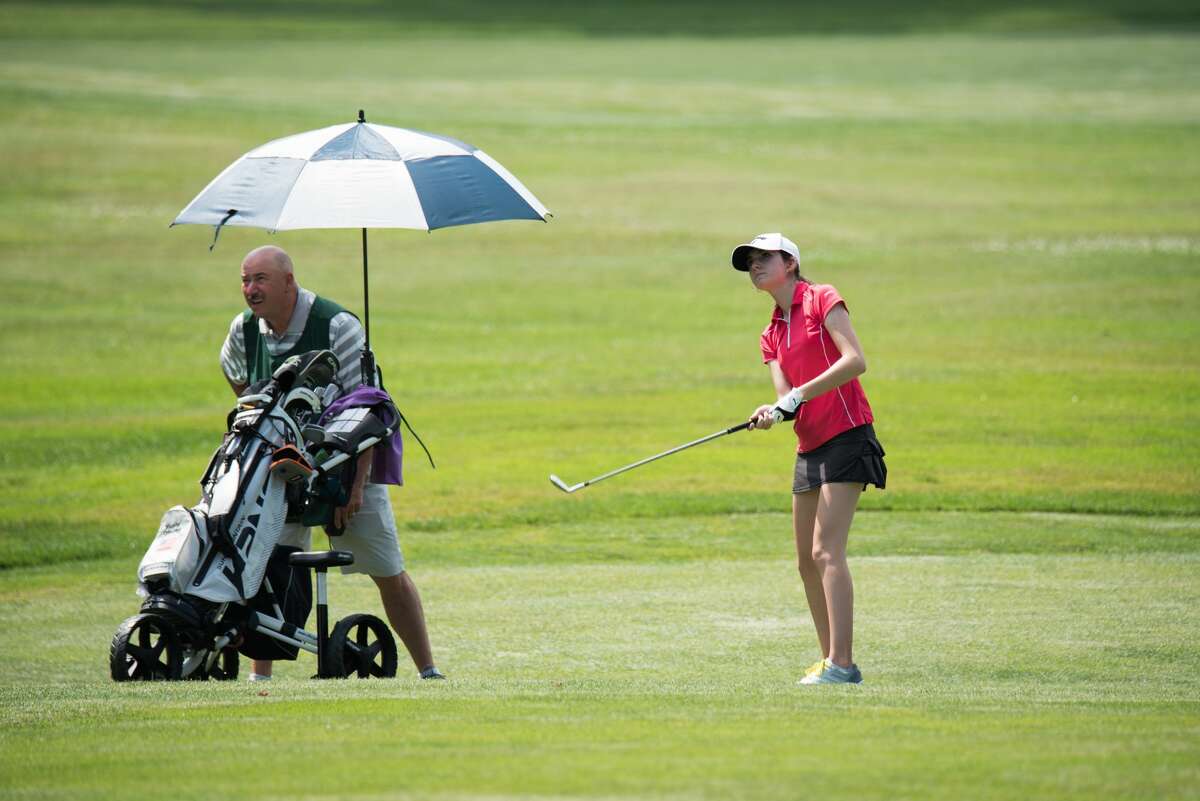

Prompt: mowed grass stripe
[1,698,1196,800]
[4,549,1197,693]
[4,508,1200,570]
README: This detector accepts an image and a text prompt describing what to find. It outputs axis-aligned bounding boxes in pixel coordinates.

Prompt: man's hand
[770,387,806,423]
[749,404,776,430]
[333,450,373,531]
[333,485,364,531]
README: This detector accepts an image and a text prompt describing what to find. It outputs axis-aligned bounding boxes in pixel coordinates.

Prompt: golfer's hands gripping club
[749,404,776,430]
[749,388,805,430]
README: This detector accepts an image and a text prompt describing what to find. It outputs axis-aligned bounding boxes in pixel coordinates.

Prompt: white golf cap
[731,232,801,271]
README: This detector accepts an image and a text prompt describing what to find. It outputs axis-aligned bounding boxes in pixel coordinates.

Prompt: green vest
[242,296,352,384]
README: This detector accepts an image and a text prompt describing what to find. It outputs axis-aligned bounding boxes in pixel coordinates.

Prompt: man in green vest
[220,245,443,680]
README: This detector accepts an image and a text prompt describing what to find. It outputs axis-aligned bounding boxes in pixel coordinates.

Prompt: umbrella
[172,110,550,385]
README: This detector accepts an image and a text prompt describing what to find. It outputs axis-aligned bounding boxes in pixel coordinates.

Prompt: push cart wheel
[110,613,183,682]
[329,614,397,678]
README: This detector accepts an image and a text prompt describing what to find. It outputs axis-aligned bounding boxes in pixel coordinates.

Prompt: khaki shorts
[277,483,405,577]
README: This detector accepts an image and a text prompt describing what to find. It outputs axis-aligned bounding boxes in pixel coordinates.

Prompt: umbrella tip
[358,109,365,123]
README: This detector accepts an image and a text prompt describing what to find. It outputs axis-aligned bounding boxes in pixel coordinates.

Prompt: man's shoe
[420,666,446,680]
[799,659,862,685]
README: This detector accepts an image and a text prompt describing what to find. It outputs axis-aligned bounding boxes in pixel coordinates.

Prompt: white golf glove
[770,387,806,424]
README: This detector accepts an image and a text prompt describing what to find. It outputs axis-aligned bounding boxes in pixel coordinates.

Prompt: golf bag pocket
[138,506,203,595]
[239,546,313,661]
[270,444,313,484]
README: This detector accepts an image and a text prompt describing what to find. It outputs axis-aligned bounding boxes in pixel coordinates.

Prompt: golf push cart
[110,350,398,682]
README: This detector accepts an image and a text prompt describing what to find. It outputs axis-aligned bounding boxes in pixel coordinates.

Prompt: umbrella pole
[360,227,377,387]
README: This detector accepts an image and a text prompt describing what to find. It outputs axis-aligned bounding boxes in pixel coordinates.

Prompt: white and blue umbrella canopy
[172,119,550,232]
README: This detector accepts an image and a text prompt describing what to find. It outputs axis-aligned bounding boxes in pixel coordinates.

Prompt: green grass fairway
[1,2,1199,799]
[3,515,1200,800]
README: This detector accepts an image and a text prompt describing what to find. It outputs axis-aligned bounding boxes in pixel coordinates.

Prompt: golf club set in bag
[110,350,400,682]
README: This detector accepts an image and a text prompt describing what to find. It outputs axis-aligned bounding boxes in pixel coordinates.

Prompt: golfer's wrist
[777,387,805,413]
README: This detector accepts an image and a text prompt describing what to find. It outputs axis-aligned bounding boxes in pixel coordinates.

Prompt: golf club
[549,420,753,493]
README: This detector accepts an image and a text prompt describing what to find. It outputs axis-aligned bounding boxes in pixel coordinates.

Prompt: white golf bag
[111,350,400,681]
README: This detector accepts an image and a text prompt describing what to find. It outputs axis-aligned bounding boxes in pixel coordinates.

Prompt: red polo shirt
[759,282,874,453]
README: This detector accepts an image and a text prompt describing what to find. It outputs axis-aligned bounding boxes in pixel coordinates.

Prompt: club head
[549,474,577,493]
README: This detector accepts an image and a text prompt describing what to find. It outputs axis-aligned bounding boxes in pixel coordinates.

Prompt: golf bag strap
[399,410,435,470]
[371,364,434,470]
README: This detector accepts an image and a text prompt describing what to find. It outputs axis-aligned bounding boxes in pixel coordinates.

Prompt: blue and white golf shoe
[800,658,863,685]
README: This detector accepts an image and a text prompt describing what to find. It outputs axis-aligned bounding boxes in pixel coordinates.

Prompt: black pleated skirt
[793,423,887,494]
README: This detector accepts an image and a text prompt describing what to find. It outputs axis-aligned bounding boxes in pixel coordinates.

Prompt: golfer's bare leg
[372,572,434,672]
[812,482,861,668]
[251,659,272,677]
[793,490,830,658]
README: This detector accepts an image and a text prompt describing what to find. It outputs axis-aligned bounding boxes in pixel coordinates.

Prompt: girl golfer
[735,233,886,685]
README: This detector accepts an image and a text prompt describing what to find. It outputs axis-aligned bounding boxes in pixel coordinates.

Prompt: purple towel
[319,386,403,486]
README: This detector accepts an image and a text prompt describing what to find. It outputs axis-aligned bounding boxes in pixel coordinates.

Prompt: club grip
[728,421,753,433]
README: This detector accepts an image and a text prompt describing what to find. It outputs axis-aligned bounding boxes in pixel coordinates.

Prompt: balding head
[242,245,294,276]
[241,245,298,333]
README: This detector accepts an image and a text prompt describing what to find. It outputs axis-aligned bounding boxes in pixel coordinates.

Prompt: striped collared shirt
[220,287,366,391]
